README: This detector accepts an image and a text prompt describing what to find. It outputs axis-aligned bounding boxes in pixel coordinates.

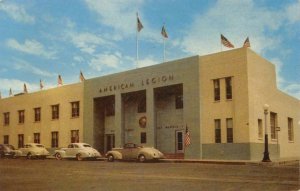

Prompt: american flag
[58,75,63,85]
[243,37,250,48]
[40,79,44,90]
[137,13,143,32]
[221,34,234,48]
[161,25,168,38]
[184,125,191,147]
[23,83,28,93]
[80,71,85,82]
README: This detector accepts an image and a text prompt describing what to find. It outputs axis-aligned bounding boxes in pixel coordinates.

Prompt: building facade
[1,48,299,160]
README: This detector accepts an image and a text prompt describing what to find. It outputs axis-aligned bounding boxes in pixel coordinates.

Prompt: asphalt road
[0,159,299,191]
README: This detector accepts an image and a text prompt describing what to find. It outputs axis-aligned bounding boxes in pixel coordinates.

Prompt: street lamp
[262,104,271,162]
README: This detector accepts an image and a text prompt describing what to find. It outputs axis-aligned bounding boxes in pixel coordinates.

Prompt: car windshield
[8,145,15,150]
[36,144,44,148]
[83,144,91,148]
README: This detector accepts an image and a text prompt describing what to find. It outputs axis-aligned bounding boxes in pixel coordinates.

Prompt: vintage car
[54,143,101,161]
[0,144,22,158]
[106,143,164,162]
[19,143,50,159]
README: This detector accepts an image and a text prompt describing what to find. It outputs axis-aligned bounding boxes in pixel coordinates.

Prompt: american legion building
[0,48,299,160]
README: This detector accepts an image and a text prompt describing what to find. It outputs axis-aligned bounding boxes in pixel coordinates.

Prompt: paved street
[0,159,299,191]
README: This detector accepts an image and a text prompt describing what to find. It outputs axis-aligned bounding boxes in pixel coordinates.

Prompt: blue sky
[0,0,299,99]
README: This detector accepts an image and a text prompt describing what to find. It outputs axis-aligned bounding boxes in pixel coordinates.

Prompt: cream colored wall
[247,49,300,158]
[200,48,250,144]
[0,83,83,148]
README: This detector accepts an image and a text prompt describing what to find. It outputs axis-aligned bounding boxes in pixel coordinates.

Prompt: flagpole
[136,12,139,68]
[163,37,166,62]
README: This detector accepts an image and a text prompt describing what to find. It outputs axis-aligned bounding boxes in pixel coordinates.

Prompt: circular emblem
[139,116,147,128]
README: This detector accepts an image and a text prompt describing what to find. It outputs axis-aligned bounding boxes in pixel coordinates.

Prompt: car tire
[138,154,146,163]
[55,153,62,160]
[76,153,83,161]
[107,154,114,162]
[27,153,32,160]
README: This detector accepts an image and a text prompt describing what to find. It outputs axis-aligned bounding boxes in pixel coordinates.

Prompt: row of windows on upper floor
[214,114,295,144]
[2,101,80,126]
[213,77,232,101]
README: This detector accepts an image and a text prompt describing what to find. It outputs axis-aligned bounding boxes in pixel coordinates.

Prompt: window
[4,135,9,144]
[34,133,40,144]
[258,119,263,139]
[71,101,80,118]
[215,119,221,143]
[213,79,220,101]
[18,134,24,148]
[3,112,9,125]
[137,94,146,113]
[18,110,25,124]
[71,130,79,143]
[51,131,59,148]
[225,77,232,99]
[175,94,183,109]
[288,118,294,142]
[105,99,115,116]
[141,132,147,144]
[270,112,277,139]
[34,107,41,122]
[226,118,233,143]
[51,105,59,120]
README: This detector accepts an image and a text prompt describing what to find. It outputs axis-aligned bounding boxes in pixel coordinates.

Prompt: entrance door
[175,131,184,153]
[106,134,115,152]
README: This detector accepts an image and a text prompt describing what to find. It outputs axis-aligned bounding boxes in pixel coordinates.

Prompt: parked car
[106,143,165,162]
[0,144,22,158]
[19,143,50,159]
[54,143,101,161]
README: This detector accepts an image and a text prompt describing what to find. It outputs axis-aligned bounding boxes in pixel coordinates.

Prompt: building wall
[0,83,83,149]
[83,56,201,158]
[247,49,300,160]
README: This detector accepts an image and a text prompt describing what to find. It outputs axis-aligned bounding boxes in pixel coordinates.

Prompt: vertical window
[258,119,263,139]
[34,107,41,122]
[4,135,9,144]
[18,134,24,148]
[215,119,221,143]
[213,79,220,101]
[226,118,233,143]
[175,94,183,109]
[225,77,232,100]
[137,94,146,113]
[288,118,294,142]
[270,112,277,139]
[140,132,147,144]
[71,101,80,118]
[51,131,59,148]
[18,110,25,124]
[3,112,10,125]
[34,133,40,144]
[71,130,79,143]
[51,105,59,120]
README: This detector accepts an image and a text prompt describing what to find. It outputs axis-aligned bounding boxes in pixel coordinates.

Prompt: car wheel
[55,153,62,160]
[107,154,114,162]
[27,153,32,160]
[138,154,146,162]
[76,153,83,161]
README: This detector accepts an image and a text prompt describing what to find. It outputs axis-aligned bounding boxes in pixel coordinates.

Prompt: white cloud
[0,78,39,96]
[89,52,121,71]
[13,59,55,77]
[0,2,35,24]
[68,31,114,54]
[286,0,300,23]
[6,39,56,59]
[180,0,283,55]
[84,0,143,37]
[138,56,158,68]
